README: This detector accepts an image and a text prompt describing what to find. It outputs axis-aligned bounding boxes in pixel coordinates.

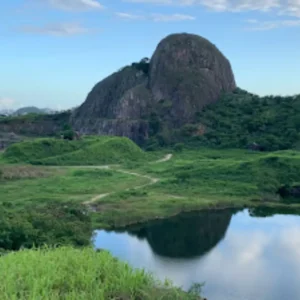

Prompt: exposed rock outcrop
[149,33,236,126]
[72,33,236,142]
[71,67,151,143]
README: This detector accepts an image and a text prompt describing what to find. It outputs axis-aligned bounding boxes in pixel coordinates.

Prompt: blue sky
[1,0,300,110]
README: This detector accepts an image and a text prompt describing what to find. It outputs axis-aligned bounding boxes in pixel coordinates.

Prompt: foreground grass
[0,247,200,300]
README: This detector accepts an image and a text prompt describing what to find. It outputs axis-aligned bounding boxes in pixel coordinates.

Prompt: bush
[174,143,184,152]
[0,203,92,251]
[61,129,75,140]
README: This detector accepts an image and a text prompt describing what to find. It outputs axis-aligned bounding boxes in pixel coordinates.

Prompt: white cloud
[115,12,146,20]
[123,0,300,16]
[151,13,196,21]
[282,0,300,17]
[124,0,172,3]
[245,18,300,30]
[123,0,300,31]
[20,23,94,36]
[43,0,104,11]
[116,12,195,21]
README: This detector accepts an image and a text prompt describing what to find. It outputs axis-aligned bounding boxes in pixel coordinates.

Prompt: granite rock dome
[72,33,236,142]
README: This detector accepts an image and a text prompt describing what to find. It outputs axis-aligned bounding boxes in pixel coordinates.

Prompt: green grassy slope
[37,137,147,165]
[2,136,147,165]
[140,149,300,201]
[0,247,200,300]
[92,149,300,227]
[1,167,149,209]
[3,138,89,163]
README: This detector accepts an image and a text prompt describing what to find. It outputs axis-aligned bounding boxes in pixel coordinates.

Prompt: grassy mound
[3,138,83,163]
[3,136,145,165]
[37,137,147,165]
[0,247,200,300]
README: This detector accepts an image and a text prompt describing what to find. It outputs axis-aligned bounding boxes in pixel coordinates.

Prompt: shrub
[174,143,184,152]
[0,203,92,251]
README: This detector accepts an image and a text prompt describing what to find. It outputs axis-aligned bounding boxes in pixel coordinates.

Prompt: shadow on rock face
[125,209,234,258]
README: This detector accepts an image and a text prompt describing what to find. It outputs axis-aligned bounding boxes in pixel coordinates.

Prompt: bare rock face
[71,67,151,143]
[73,67,149,121]
[72,33,236,141]
[149,33,236,125]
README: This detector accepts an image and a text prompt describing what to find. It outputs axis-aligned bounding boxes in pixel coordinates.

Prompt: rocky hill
[71,33,236,142]
[2,33,300,152]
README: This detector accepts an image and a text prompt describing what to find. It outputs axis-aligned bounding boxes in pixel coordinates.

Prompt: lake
[93,208,300,300]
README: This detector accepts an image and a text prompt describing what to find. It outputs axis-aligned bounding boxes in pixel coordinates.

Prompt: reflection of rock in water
[127,210,233,258]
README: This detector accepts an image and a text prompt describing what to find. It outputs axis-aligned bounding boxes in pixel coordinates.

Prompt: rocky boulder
[149,33,236,126]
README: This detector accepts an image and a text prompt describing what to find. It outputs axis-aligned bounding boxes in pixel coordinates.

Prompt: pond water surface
[94,208,300,300]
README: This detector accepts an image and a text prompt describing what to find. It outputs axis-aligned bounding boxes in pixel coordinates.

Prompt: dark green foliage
[195,91,300,150]
[145,89,300,151]
[0,203,92,251]
[131,57,150,75]
[60,124,76,140]
[0,111,71,126]
[61,129,75,140]
[174,143,184,152]
[0,111,72,138]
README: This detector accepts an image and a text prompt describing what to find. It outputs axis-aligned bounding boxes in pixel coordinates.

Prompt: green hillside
[0,247,199,300]
[146,89,300,151]
[3,138,84,163]
[3,136,146,165]
[37,137,147,165]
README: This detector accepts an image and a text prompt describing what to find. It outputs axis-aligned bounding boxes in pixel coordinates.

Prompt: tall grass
[0,247,200,300]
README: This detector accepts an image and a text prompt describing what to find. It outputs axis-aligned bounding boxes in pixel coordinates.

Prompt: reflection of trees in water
[126,210,233,258]
[249,206,300,218]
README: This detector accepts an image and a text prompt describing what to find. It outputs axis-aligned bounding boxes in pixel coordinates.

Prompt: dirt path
[155,153,173,163]
[84,153,172,206]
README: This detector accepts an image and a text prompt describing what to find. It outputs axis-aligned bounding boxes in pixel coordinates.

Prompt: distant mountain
[12,106,54,116]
